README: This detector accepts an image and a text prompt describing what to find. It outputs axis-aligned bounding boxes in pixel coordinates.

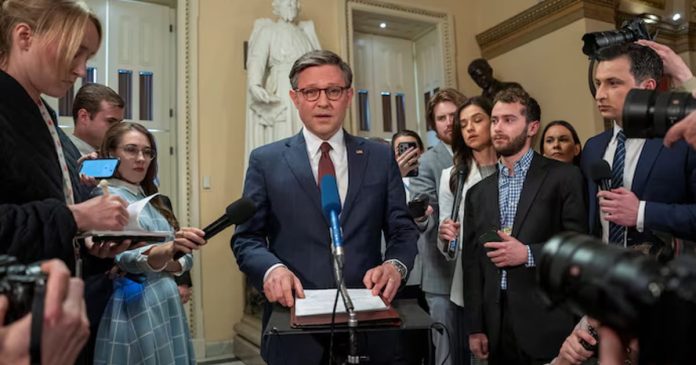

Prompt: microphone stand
[329,215,365,364]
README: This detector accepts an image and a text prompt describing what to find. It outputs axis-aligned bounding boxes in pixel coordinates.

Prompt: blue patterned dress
[93,179,195,365]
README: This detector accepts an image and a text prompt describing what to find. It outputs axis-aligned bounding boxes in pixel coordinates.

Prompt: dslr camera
[622,89,696,138]
[538,232,696,364]
[0,255,46,324]
[582,18,651,57]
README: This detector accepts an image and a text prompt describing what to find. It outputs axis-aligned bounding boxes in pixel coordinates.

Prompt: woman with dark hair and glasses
[540,120,582,166]
[93,122,206,364]
[437,97,498,362]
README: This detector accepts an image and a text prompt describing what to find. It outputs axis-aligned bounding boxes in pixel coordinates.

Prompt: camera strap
[29,280,46,365]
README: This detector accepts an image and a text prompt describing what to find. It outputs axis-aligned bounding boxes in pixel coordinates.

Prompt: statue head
[468,58,494,89]
[272,0,299,22]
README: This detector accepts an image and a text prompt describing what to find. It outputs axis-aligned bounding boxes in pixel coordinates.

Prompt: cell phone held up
[79,158,120,179]
[407,195,429,219]
[397,141,418,177]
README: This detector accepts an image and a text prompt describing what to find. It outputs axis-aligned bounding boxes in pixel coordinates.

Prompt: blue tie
[609,130,626,245]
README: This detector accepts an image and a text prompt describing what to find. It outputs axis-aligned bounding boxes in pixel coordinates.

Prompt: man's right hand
[557,327,596,364]
[469,333,489,360]
[69,194,129,232]
[263,266,304,307]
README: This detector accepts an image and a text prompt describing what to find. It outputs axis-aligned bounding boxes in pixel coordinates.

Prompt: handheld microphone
[320,175,344,268]
[446,168,466,260]
[589,160,612,191]
[173,197,256,259]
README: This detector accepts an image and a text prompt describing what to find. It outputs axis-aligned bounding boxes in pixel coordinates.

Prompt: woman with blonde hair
[0,0,130,363]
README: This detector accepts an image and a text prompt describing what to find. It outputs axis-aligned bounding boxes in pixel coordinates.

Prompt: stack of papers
[295,289,389,317]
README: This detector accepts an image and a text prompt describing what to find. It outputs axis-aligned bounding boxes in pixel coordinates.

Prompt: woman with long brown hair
[437,96,498,361]
[93,122,205,364]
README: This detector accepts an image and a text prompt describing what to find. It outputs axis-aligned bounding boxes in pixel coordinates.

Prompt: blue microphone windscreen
[320,175,341,219]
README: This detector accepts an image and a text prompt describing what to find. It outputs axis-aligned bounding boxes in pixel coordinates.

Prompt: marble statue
[245,0,320,158]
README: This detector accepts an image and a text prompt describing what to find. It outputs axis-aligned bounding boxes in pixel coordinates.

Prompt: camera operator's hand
[636,40,694,86]
[484,230,529,267]
[665,107,696,149]
[396,146,419,177]
[557,327,596,364]
[469,333,489,360]
[598,188,639,227]
[0,259,89,365]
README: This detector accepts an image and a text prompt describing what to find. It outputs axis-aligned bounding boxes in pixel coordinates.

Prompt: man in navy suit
[558,43,696,364]
[231,50,418,364]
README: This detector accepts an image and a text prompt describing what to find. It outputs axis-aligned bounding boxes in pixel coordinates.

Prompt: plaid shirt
[497,148,535,290]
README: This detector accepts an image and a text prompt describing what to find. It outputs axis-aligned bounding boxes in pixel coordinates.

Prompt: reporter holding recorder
[0,0,129,268]
[91,122,206,364]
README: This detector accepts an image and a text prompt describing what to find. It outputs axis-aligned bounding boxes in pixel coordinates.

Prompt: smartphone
[397,141,418,177]
[407,195,429,219]
[79,158,120,179]
[479,230,502,251]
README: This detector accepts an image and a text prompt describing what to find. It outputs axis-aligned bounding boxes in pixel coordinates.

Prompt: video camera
[538,232,696,364]
[0,255,46,324]
[622,89,696,138]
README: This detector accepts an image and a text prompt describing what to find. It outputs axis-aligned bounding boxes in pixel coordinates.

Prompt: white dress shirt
[601,122,647,245]
[69,134,95,156]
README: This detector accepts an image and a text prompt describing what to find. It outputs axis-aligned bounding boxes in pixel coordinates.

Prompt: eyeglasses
[118,144,156,160]
[295,86,349,101]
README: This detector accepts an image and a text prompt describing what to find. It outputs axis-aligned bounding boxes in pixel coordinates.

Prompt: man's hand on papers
[362,263,401,304]
[264,266,305,307]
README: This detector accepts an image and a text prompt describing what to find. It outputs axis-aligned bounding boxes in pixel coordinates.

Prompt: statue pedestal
[233,314,265,365]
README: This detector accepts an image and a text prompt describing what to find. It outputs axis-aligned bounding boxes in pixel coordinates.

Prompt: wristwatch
[385,259,407,280]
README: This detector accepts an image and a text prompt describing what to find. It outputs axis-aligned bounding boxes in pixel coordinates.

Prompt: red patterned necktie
[318,142,336,186]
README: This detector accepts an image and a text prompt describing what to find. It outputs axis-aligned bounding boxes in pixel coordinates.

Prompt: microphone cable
[428,322,452,365]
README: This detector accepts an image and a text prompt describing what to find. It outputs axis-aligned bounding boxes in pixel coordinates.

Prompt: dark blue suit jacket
[231,131,418,363]
[581,129,696,243]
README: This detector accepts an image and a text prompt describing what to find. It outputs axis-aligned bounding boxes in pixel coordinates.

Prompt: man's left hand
[484,230,528,267]
[363,262,402,304]
[598,188,639,227]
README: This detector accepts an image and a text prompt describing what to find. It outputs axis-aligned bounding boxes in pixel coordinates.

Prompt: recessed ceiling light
[379,22,387,29]
[672,13,682,22]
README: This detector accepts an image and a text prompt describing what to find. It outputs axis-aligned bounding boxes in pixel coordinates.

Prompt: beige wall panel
[485,18,614,148]
[475,0,537,33]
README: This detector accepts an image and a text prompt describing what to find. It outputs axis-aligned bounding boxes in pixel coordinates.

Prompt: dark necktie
[318,142,335,186]
[609,130,626,245]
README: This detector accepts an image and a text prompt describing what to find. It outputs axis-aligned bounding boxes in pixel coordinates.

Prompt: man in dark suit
[559,43,696,364]
[231,50,418,364]
[462,88,587,365]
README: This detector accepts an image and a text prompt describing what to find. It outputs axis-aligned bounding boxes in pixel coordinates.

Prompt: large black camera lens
[582,18,650,56]
[538,232,663,332]
[623,89,696,138]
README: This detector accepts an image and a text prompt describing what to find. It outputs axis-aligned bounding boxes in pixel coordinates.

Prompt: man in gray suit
[410,88,467,365]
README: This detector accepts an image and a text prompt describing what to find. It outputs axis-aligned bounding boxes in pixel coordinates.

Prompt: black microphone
[173,197,256,259]
[589,160,612,191]
[446,168,466,260]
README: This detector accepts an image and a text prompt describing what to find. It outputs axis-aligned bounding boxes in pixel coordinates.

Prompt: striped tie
[609,130,626,245]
